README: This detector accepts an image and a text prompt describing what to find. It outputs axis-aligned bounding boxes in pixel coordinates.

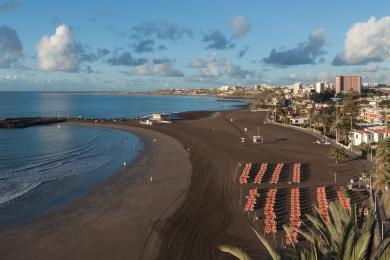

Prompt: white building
[253,84,271,90]
[324,82,335,91]
[290,117,308,125]
[315,82,325,93]
[218,85,231,91]
[351,128,390,146]
[293,83,303,95]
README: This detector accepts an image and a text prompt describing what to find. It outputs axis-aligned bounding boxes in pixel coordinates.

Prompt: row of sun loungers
[253,163,268,184]
[292,163,301,183]
[337,190,351,210]
[264,189,278,234]
[243,188,258,212]
[239,163,252,184]
[239,162,310,184]
[242,185,367,245]
[317,186,330,222]
[286,188,301,244]
[270,163,284,184]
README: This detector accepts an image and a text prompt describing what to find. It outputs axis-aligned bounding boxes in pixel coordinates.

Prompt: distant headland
[0,117,66,129]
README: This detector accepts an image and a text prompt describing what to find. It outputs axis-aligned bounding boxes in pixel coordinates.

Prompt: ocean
[0,92,244,229]
[0,92,243,119]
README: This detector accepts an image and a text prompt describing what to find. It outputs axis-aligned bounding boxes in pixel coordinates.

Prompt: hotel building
[335,76,362,94]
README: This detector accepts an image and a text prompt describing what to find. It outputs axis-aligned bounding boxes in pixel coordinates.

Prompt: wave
[0,181,42,206]
[0,125,135,208]
[0,137,101,174]
[0,135,100,164]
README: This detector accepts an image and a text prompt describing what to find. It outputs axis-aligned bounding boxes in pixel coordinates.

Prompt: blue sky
[1,0,390,91]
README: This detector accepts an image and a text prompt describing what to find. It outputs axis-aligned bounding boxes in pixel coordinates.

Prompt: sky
[1,0,390,91]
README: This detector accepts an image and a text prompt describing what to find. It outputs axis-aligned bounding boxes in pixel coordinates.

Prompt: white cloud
[278,71,337,84]
[230,16,250,37]
[0,74,17,80]
[353,65,390,83]
[133,61,184,77]
[334,16,390,65]
[357,64,384,73]
[188,53,254,79]
[36,25,79,72]
[188,53,225,77]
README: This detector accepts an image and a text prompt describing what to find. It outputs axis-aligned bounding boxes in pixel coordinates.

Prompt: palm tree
[219,246,251,260]
[380,111,388,128]
[330,119,349,142]
[339,117,354,144]
[374,138,390,216]
[329,146,349,164]
[375,138,390,173]
[219,203,390,260]
[302,203,374,259]
[358,143,371,159]
[319,113,334,136]
[373,170,390,216]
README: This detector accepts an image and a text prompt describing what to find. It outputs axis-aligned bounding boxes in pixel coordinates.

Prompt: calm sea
[0,92,243,119]
[0,92,243,229]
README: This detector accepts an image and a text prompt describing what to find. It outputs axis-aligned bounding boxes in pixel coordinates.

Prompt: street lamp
[381,219,389,241]
[370,145,373,163]
[330,169,337,183]
[375,193,378,213]
[369,171,372,194]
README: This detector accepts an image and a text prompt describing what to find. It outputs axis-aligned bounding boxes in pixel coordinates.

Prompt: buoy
[123,162,127,166]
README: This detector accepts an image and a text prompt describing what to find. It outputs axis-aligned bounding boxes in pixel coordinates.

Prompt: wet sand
[0,110,368,259]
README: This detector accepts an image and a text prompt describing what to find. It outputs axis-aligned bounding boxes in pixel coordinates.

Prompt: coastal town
[2,1,390,259]
[154,75,390,148]
[123,75,390,151]
[1,75,390,259]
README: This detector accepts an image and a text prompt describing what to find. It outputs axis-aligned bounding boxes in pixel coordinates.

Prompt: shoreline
[0,124,192,260]
[0,109,370,259]
[0,124,142,230]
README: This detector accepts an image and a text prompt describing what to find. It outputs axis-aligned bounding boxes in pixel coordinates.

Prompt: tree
[375,138,390,173]
[318,113,334,136]
[302,203,374,259]
[331,117,351,143]
[380,111,388,128]
[379,99,390,109]
[310,90,335,103]
[340,94,360,144]
[341,93,360,119]
[374,138,390,215]
[373,170,390,216]
[328,146,349,164]
[358,143,371,159]
[219,203,390,260]
[330,118,351,143]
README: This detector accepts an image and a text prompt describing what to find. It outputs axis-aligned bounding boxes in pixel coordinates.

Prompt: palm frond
[218,245,251,260]
[252,228,281,260]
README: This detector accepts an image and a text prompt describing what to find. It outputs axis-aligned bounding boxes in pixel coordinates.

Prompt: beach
[0,109,368,259]
[0,124,191,260]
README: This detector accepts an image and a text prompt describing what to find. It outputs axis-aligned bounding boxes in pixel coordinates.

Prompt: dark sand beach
[0,110,368,259]
[0,125,191,260]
